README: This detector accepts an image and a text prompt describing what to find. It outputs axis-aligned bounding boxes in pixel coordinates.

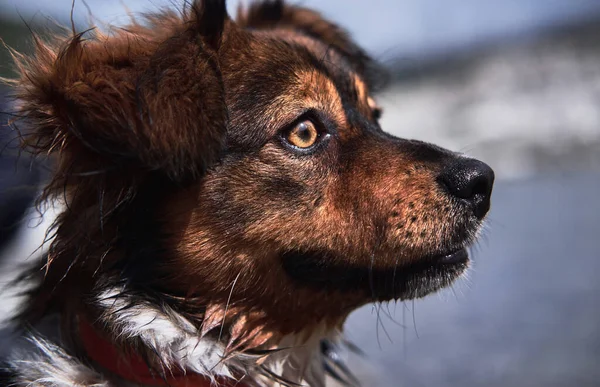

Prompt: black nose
[437,158,495,219]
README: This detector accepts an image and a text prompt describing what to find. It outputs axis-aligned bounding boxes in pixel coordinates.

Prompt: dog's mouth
[281,246,469,301]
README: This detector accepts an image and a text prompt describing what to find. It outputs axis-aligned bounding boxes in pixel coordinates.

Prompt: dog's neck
[91,284,334,385]
[8,283,346,386]
[78,317,245,386]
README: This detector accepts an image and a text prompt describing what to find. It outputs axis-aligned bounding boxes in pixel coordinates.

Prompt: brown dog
[2,1,494,386]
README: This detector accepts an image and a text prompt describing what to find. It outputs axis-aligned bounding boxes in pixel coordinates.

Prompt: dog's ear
[237,0,381,84]
[11,0,229,181]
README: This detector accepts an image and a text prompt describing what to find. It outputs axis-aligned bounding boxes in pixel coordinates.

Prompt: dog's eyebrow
[272,31,367,108]
[308,50,369,110]
[273,38,375,131]
[324,68,372,120]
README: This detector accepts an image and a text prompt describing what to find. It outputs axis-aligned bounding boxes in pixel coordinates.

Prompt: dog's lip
[433,247,469,264]
[281,246,470,300]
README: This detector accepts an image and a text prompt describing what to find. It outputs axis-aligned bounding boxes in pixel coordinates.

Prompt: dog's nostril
[458,172,491,199]
[437,158,495,219]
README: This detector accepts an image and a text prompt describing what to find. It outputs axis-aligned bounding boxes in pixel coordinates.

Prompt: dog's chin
[281,247,469,301]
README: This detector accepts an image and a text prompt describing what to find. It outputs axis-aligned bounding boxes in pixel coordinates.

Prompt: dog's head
[12,0,493,351]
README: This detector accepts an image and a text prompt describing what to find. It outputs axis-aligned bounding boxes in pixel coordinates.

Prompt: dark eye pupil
[297,124,311,140]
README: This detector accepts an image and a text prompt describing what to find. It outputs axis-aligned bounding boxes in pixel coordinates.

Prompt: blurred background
[1,1,599,386]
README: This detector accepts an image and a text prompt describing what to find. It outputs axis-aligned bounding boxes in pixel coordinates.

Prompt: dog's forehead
[257,28,368,100]
[224,29,373,148]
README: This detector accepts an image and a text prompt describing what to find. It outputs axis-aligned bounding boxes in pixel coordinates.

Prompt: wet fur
[2,0,488,386]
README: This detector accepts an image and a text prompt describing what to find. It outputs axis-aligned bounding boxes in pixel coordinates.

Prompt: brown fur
[5,0,492,382]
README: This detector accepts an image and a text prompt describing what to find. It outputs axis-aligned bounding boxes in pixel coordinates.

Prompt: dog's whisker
[218,270,241,343]
[377,303,394,345]
[411,300,420,339]
[379,301,406,329]
[402,301,407,360]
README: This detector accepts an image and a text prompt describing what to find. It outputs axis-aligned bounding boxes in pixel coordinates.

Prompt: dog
[1,0,494,386]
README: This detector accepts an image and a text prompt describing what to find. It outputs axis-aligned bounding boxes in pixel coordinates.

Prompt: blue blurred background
[1,1,599,386]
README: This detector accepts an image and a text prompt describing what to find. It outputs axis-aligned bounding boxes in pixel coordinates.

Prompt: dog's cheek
[214,152,328,223]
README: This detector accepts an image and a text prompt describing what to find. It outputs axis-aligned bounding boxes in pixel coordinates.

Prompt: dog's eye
[286,120,319,149]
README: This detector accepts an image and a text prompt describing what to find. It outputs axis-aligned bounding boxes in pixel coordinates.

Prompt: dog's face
[157,3,494,340]
[14,0,493,349]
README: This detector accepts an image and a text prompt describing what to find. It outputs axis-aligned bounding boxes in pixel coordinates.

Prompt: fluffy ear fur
[4,0,230,323]
[10,0,229,181]
[237,0,384,87]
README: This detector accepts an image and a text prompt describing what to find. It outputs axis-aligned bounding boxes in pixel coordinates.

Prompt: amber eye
[286,120,319,149]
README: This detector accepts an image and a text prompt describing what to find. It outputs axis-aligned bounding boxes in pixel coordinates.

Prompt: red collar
[78,318,248,387]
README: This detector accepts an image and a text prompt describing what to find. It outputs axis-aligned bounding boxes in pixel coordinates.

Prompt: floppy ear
[11,0,229,181]
[5,1,232,323]
[237,0,382,85]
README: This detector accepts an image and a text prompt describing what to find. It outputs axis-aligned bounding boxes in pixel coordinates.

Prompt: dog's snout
[437,158,495,219]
